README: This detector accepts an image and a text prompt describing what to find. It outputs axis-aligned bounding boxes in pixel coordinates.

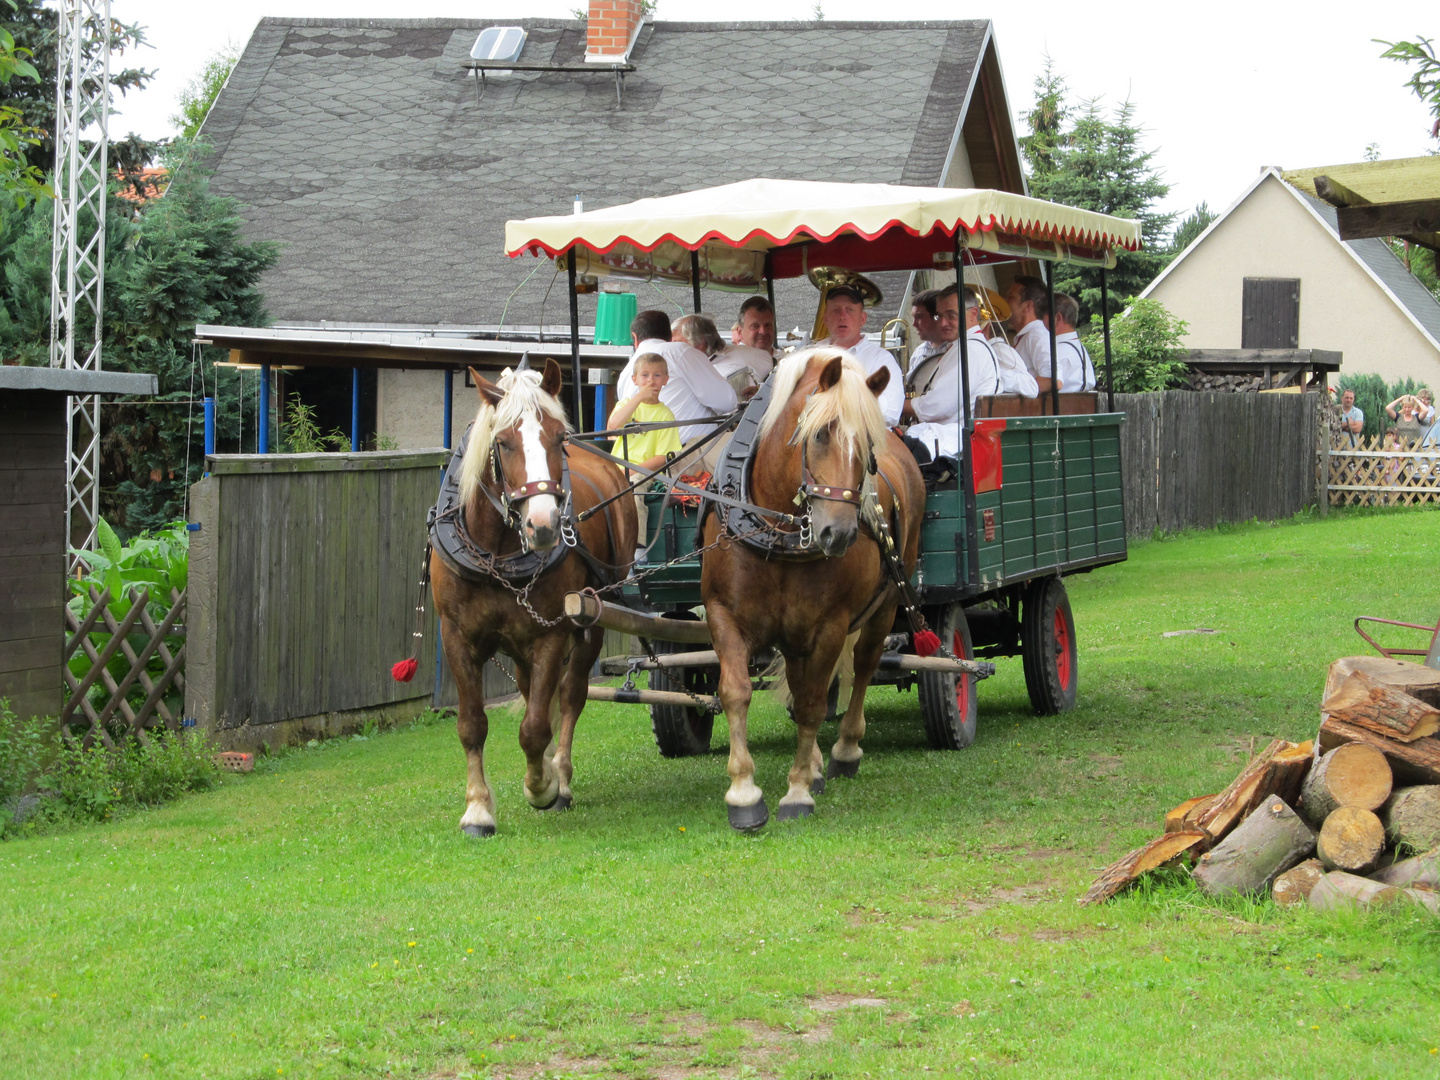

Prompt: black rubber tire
[918,603,978,750]
[647,628,717,757]
[1021,576,1079,715]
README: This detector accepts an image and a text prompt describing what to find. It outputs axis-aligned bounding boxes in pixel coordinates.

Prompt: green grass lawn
[4,508,1440,1080]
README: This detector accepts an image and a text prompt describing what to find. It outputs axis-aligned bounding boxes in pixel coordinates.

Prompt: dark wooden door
[1241,277,1300,348]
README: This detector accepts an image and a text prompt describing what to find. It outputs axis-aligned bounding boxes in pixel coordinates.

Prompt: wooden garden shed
[0,366,157,721]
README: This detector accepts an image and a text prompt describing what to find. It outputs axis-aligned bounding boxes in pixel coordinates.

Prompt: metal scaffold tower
[49,0,110,557]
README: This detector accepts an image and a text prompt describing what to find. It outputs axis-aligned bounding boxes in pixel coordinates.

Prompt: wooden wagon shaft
[587,685,722,709]
[607,648,994,678]
[564,592,713,643]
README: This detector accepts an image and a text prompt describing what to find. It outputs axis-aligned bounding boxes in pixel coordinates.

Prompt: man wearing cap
[816,283,905,426]
[900,285,1001,461]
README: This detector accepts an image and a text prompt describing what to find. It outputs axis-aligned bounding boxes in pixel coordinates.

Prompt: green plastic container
[594,290,637,345]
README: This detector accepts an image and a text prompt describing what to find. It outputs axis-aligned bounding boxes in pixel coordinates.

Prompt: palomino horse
[700,348,926,830]
[430,359,636,837]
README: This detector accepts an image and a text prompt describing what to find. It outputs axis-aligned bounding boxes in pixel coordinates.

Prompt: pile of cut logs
[1083,655,1440,910]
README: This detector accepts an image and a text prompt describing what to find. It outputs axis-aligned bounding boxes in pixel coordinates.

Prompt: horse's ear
[470,366,504,406]
[540,357,563,398]
[818,353,844,392]
[865,366,891,398]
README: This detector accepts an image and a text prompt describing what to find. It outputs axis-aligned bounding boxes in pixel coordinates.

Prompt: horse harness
[429,423,623,592]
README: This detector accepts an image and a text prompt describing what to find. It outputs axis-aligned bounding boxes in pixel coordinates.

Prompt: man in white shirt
[815,284,905,426]
[1035,292,1096,392]
[900,286,1001,460]
[1005,274,1058,391]
[907,288,944,371]
[713,296,776,394]
[615,309,738,444]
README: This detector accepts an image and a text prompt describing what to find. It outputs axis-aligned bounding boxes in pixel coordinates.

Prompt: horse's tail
[765,629,859,717]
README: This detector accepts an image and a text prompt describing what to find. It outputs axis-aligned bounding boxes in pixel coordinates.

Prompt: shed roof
[203,17,1015,330]
[0,367,158,394]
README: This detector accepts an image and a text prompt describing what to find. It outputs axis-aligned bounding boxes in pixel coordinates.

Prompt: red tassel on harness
[391,657,419,683]
[913,630,940,658]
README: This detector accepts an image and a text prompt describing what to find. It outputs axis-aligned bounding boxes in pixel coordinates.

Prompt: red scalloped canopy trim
[507,210,1141,260]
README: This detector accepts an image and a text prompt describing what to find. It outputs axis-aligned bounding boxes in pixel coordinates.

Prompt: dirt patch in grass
[809,993,888,1012]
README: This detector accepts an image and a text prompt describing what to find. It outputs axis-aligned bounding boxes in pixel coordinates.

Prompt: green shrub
[1092,297,1189,393]
[0,698,51,826]
[43,730,218,824]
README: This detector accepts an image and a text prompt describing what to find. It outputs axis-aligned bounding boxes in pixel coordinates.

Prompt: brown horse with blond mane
[430,358,636,837]
[700,347,926,830]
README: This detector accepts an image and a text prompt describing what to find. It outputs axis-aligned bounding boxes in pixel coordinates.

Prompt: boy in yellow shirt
[609,352,682,563]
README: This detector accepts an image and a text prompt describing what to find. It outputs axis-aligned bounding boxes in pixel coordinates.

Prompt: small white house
[1139,167,1440,388]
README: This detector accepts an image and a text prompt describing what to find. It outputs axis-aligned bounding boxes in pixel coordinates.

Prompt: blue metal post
[203,396,215,457]
[350,367,361,451]
[258,364,271,453]
[443,368,454,449]
[594,382,607,429]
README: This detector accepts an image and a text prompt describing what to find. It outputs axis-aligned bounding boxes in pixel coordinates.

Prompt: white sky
[110,0,1438,229]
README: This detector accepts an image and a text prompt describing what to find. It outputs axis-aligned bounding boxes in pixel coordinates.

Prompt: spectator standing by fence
[1386,393,1426,446]
[1334,388,1365,447]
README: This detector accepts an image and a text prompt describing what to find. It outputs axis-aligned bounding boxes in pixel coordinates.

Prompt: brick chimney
[585,0,644,64]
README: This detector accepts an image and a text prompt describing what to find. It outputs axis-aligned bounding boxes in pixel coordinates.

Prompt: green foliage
[1377,36,1440,141]
[1167,201,1215,259]
[0,1,46,214]
[40,730,217,826]
[171,44,238,140]
[65,519,189,727]
[0,141,279,534]
[1020,57,1175,321]
[1334,372,1433,440]
[0,0,157,175]
[281,393,349,453]
[0,697,49,814]
[1095,297,1189,392]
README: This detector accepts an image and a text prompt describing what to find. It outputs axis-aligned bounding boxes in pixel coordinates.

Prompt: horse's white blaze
[725,776,764,808]
[518,411,559,531]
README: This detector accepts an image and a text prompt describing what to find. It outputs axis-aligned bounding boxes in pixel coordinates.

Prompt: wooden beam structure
[1335,199,1440,244]
[1283,157,1440,253]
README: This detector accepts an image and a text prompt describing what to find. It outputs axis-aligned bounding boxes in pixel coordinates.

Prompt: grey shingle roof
[203,18,994,331]
[1299,190,1440,348]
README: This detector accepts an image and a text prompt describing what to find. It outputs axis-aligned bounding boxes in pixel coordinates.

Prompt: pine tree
[1020,65,1175,322]
[1168,202,1216,260]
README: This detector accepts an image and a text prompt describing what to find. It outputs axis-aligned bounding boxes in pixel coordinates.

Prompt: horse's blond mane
[758,347,888,462]
[458,367,571,504]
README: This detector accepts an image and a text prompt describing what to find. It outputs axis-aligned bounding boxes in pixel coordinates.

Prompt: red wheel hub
[953,629,971,715]
[1053,608,1073,690]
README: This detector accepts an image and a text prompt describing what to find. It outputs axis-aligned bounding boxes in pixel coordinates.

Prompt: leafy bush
[1092,298,1189,393]
[281,393,349,453]
[45,730,217,822]
[0,698,50,817]
[66,517,188,731]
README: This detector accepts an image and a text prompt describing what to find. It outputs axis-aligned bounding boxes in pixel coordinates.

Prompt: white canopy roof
[505,178,1144,290]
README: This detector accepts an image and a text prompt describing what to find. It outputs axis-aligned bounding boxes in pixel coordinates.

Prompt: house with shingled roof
[202,4,1030,447]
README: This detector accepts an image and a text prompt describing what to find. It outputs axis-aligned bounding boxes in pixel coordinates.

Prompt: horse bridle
[798,437,874,510]
[484,438,576,552]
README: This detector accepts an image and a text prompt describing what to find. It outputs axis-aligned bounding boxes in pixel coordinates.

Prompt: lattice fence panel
[1328,435,1440,507]
[61,585,187,747]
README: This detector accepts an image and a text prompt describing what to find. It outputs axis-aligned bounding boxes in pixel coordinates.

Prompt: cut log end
[1272,858,1326,907]
[1300,742,1393,824]
[1382,786,1440,854]
[1322,670,1440,741]
[1316,806,1387,875]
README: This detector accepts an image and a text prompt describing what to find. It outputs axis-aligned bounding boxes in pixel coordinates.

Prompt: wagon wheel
[646,622,716,757]
[918,603,978,750]
[1021,576,1078,715]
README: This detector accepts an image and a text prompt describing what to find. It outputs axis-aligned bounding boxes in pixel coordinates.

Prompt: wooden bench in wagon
[503,179,1143,757]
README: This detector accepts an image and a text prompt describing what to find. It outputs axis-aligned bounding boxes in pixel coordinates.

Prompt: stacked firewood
[1083,655,1440,910]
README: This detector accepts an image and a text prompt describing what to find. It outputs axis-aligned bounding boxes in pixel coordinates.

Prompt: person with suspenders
[1034,291,1096,392]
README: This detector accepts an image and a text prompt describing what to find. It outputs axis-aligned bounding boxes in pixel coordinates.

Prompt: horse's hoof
[810,774,826,796]
[777,801,813,822]
[461,823,496,839]
[539,793,573,812]
[727,799,769,832]
[826,757,860,780]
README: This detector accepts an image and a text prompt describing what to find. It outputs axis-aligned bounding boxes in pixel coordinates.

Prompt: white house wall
[1146,173,1440,387]
[378,368,470,451]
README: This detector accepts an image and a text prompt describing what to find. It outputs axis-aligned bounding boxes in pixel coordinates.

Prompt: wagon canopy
[504,178,1144,292]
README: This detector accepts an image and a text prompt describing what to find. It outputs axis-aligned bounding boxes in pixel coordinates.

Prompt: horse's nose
[526,506,561,550]
[817,521,856,557]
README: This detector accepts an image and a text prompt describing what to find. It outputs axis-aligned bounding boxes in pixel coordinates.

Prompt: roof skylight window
[471,27,527,63]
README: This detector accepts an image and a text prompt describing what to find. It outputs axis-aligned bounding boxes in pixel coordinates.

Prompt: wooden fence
[62,584,186,747]
[1114,391,1321,536]
[187,451,445,736]
[1327,434,1440,507]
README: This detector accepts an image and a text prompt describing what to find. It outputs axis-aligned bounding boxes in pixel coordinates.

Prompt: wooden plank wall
[190,452,446,729]
[1115,391,1319,536]
[0,391,66,721]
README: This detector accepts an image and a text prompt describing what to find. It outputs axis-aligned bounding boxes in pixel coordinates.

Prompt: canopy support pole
[351,368,361,451]
[955,233,978,591]
[1100,267,1115,412]
[690,250,702,314]
[763,251,775,321]
[1046,263,1059,416]
[258,363,270,454]
[567,248,583,425]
